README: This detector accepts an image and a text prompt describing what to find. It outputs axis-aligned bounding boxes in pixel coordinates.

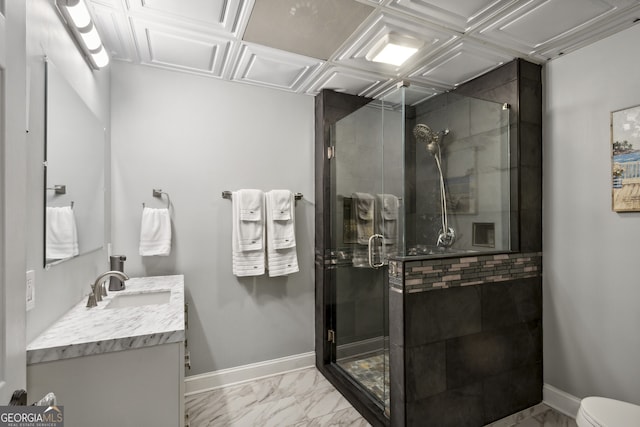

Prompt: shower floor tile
[337,351,390,408]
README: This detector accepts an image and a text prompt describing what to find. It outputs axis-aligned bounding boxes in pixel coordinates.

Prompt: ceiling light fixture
[55,0,109,70]
[366,34,423,67]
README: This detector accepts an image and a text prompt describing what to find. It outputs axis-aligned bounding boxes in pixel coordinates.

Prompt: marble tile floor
[185,367,372,427]
[185,366,577,427]
[487,403,578,427]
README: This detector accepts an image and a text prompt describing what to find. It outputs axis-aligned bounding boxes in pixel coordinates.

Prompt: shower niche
[315,59,542,427]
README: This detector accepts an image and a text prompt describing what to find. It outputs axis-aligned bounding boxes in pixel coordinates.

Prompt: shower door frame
[315,89,389,427]
[316,59,543,427]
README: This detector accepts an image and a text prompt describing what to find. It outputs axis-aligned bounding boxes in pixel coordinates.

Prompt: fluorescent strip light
[66,0,91,29]
[56,0,109,70]
[80,25,101,51]
[372,44,419,66]
[92,46,110,68]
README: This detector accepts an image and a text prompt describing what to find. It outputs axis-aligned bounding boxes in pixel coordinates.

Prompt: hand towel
[232,189,265,276]
[139,207,172,256]
[376,194,399,244]
[352,192,375,245]
[46,206,79,259]
[377,193,399,260]
[265,190,299,277]
[235,189,265,252]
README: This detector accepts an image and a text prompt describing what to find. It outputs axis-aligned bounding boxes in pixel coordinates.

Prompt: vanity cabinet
[28,342,185,427]
[26,275,186,427]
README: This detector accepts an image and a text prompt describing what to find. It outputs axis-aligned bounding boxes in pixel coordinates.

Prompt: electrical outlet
[26,270,35,311]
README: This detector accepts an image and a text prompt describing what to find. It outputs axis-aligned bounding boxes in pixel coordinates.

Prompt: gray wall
[543,24,640,403]
[110,62,315,375]
[25,0,111,343]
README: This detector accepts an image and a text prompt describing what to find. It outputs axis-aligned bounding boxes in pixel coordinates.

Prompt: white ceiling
[88,0,640,103]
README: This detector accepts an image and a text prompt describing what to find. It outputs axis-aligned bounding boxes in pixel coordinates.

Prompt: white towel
[351,193,375,268]
[139,207,172,256]
[46,206,79,259]
[232,189,265,277]
[376,194,399,244]
[377,193,399,260]
[352,192,375,245]
[266,190,298,277]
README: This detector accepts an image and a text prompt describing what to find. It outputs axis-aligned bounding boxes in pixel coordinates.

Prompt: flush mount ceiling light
[366,34,423,66]
[55,0,109,70]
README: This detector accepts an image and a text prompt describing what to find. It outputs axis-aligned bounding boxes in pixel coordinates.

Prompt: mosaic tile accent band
[389,252,542,293]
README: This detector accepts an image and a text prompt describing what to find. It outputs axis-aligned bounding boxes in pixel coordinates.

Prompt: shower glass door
[329,86,405,413]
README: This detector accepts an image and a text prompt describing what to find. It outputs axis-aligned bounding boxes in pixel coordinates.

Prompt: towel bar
[222,191,303,201]
[46,184,66,195]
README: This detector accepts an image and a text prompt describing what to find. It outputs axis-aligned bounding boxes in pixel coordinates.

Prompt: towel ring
[142,189,171,209]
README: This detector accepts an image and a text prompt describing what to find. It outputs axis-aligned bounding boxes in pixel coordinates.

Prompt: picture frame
[611,104,640,212]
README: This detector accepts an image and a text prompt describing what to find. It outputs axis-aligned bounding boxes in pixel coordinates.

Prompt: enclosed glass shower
[325,84,512,418]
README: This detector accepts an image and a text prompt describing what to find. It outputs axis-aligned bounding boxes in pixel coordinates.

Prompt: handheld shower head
[413,123,436,143]
[413,123,440,155]
[413,124,455,248]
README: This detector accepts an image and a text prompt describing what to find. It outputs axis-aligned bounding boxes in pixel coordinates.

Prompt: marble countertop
[27,275,185,365]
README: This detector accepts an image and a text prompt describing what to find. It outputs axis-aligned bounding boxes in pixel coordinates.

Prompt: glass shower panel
[406,94,511,254]
[329,86,404,413]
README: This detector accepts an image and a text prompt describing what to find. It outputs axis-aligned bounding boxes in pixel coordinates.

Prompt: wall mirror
[44,60,104,266]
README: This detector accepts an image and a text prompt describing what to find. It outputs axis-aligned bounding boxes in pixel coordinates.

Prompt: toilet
[577,397,640,426]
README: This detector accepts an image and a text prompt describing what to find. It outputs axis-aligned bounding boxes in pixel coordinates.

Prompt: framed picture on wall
[611,104,640,212]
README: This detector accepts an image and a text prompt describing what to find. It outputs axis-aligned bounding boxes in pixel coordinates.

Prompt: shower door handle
[368,234,385,269]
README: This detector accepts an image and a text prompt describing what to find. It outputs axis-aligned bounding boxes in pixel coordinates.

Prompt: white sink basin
[105,290,171,309]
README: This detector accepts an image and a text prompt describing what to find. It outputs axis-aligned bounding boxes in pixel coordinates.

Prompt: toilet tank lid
[580,397,640,426]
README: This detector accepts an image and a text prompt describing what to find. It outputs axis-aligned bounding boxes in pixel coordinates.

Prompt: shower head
[413,123,437,144]
[413,123,441,155]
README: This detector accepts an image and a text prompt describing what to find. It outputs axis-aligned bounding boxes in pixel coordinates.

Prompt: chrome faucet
[86,271,130,308]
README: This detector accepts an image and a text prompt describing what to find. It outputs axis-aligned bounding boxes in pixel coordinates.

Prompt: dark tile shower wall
[389,256,543,426]
[455,59,543,252]
[335,267,387,347]
[389,59,543,427]
[408,93,512,251]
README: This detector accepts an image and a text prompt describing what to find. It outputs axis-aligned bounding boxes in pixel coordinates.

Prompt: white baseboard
[184,352,315,396]
[543,383,581,418]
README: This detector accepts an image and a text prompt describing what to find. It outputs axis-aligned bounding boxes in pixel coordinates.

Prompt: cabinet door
[28,343,182,427]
